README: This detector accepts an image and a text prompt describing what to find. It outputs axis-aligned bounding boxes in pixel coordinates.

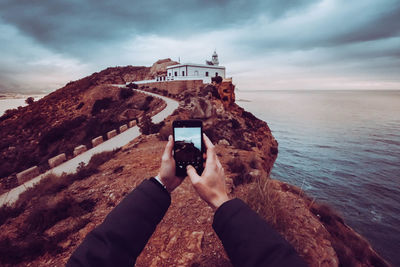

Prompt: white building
[154,51,226,84]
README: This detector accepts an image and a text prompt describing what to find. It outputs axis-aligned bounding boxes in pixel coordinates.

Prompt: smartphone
[173,120,204,177]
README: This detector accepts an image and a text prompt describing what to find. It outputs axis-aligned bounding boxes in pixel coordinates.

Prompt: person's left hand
[158,135,183,193]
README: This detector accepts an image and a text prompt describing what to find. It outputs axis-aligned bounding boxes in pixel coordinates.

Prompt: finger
[203,134,216,163]
[216,157,223,169]
[162,135,174,160]
[186,165,201,184]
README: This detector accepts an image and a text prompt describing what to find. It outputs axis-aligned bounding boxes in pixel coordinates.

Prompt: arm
[68,135,183,266]
[67,178,170,267]
[213,198,307,267]
[187,134,307,267]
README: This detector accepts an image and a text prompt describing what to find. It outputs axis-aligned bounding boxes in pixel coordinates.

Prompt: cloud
[0,0,399,92]
[0,0,317,57]
[0,21,90,93]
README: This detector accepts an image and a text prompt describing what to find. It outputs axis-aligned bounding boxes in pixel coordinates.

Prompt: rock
[160,251,169,260]
[177,253,195,266]
[190,98,214,119]
[150,256,162,267]
[107,129,117,139]
[59,239,71,249]
[73,145,87,157]
[149,58,179,78]
[92,136,103,147]
[119,124,128,133]
[48,153,66,168]
[249,169,261,179]
[218,139,230,146]
[217,79,235,107]
[187,231,204,253]
[79,222,96,239]
[16,166,39,184]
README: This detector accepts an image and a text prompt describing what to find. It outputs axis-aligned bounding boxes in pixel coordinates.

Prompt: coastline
[0,94,46,116]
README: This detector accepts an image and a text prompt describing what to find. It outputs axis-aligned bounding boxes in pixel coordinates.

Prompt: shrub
[0,196,94,265]
[158,124,172,141]
[211,76,223,84]
[25,97,34,105]
[138,115,165,135]
[227,157,246,174]
[39,115,87,150]
[127,82,138,89]
[119,87,134,99]
[249,155,259,169]
[91,97,113,115]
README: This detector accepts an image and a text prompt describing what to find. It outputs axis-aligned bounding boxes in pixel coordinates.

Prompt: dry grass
[0,150,118,265]
[245,177,289,233]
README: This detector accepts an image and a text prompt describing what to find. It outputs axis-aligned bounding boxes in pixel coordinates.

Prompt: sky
[0,0,399,93]
[174,127,202,150]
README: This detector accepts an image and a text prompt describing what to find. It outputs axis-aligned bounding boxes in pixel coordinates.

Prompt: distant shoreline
[0,94,46,116]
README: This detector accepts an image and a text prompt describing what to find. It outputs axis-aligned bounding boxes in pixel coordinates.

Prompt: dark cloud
[0,0,316,56]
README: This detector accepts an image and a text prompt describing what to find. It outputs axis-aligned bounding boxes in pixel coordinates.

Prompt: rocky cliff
[0,63,390,266]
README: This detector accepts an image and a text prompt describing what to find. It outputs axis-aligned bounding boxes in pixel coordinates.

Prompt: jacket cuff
[212,198,246,233]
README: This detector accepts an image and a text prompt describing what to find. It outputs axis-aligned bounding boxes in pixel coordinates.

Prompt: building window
[168,73,171,76]
[194,70,199,76]
[216,72,218,77]
[182,71,185,76]
[174,71,177,76]
[205,72,209,77]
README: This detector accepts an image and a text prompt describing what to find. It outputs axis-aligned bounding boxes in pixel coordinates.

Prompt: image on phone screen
[174,127,202,164]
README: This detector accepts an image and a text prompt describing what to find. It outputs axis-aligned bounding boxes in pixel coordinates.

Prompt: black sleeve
[67,178,171,267]
[213,198,308,267]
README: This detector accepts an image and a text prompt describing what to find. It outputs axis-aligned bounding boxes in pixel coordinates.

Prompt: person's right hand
[186,134,230,210]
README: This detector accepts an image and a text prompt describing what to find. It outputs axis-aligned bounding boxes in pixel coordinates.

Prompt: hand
[158,135,183,193]
[187,134,230,209]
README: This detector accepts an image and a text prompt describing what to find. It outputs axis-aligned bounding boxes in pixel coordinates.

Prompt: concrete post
[16,166,40,184]
[119,124,128,133]
[107,129,117,139]
[48,153,67,168]
[92,136,103,147]
[129,120,137,128]
[73,145,87,157]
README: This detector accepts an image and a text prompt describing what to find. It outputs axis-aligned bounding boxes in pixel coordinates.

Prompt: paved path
[0,89,179,207]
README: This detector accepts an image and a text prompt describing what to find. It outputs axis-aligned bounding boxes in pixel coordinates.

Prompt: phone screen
[174,127,202,163]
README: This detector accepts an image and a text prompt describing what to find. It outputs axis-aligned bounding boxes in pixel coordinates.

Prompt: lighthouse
[212,50,219,66]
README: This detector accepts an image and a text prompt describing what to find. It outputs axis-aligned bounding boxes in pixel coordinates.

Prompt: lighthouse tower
[212,50,219,66]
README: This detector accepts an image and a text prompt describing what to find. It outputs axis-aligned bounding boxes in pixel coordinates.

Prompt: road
[0,89,179,206]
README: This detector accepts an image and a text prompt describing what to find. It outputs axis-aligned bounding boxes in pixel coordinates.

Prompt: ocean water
[0,95,45,116]
[236,90,400,266]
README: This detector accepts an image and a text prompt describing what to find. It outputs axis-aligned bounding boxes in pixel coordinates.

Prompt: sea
[236,90,400,266]
[0,95,45,116]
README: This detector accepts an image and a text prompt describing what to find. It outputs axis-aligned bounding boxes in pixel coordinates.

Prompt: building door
[216,72,218,77]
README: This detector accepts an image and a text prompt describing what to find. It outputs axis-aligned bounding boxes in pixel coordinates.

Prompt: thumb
[186,165,201,184]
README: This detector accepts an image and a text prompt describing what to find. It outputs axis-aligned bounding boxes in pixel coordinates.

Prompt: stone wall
[143,80,204,95]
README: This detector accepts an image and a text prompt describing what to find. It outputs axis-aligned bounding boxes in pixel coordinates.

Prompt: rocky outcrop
[217,78,235,107]
[148,58,179,79]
